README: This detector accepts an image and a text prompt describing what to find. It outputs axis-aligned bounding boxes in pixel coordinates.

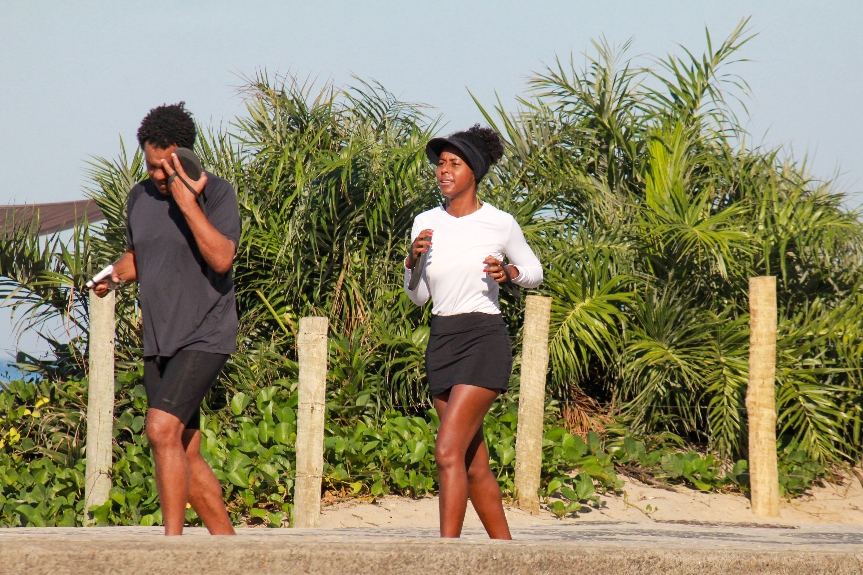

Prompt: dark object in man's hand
[168,147,205,211]
[174,147,202,180]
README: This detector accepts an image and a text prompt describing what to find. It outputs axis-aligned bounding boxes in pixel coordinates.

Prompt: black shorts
[425,313,513,397]
[143,350,228,430]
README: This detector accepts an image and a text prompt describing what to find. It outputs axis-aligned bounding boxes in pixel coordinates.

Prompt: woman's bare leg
[464,428,511,539]
[433,385,511,539]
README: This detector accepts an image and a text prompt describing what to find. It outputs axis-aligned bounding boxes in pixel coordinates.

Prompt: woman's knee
[435,441,465,471]
[466,460,493,485]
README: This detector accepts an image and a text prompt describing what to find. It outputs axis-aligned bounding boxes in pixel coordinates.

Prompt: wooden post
[514,295,553,514]
[84,289,115,524]
[747,276,780,517]
[293,317,329,528]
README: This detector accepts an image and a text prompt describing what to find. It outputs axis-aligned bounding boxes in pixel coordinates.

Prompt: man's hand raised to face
[158,152,235,275]
[160,153,208,213]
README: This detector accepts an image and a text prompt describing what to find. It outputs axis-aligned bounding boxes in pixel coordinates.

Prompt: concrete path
[2,521,862,574]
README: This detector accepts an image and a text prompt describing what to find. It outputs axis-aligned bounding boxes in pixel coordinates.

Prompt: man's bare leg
[146,409,235,535]
[146,409,191,536]
[182,429,235,534]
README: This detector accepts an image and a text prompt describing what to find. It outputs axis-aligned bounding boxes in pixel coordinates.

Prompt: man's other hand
[92,269,121,298]
[92,251,137,298]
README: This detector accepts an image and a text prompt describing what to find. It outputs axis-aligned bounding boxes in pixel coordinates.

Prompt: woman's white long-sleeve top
[403,203,543,316]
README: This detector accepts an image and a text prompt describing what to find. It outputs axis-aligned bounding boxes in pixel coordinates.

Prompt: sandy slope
[319,474,863,529]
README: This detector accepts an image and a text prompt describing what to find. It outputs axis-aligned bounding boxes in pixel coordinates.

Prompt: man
[94,102,239,535]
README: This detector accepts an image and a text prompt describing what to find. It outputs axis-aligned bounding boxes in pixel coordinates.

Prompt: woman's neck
[444,189,481,218]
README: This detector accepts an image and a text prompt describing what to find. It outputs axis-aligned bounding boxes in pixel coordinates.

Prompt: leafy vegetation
[1,20,861,526]
[0,369,825,526]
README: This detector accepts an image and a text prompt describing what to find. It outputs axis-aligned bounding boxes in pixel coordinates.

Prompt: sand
[318,473,863,529]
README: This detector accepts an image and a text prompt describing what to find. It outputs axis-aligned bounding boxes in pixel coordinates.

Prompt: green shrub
[4,367,828,527]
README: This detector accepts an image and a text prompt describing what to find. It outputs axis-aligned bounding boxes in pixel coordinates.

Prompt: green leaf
[575,474,595,500]
[500,445,516,467]
[560,485,579,501]
[231,392,250,416]
[274,422,293,445]
[258,420,272,443]
[370,480,384,496]
[227,470,250,488]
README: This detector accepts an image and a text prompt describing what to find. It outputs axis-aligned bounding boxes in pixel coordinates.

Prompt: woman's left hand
[483,256,519,284]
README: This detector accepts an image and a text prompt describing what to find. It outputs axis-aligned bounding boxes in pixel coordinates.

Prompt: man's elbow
[212,241,236,275]
[211,253,234,275]
[212,258,233,275]
[403,287,425,307]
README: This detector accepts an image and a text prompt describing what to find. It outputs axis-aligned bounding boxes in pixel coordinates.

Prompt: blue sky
[1,0,862,358]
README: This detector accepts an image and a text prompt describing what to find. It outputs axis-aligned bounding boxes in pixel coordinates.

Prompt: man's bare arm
[161,153,236,274]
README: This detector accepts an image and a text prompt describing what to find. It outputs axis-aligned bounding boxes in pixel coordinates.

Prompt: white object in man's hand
[87,264,115,289]
[88,264,124,297]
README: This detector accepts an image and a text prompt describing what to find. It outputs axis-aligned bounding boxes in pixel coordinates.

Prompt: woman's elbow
[406,292,425,306]
[523,269,543,289]
[404,288,428,307]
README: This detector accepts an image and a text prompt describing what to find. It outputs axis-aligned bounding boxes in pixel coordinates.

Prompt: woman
[404,125,543,539]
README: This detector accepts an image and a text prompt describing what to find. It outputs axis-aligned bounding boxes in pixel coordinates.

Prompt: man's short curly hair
[137,102,196,150]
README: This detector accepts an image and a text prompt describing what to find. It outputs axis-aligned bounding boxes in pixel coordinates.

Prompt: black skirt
[425,313,513,396]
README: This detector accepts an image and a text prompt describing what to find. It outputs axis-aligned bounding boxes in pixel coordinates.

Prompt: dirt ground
[319,473,863,529]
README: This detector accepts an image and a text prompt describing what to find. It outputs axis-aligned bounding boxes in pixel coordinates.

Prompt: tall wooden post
[514,295,553,514]
[747,276,780,517]
[293,317,329,528]
[85,290,115,523]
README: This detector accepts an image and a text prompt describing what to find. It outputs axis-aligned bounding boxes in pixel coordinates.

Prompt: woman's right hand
[408,229,434,269]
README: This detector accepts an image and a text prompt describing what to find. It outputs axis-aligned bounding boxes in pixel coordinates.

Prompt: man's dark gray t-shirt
[125,174,241,358]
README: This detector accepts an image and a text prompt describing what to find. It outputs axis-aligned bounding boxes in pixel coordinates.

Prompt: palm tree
[475,19,863,464]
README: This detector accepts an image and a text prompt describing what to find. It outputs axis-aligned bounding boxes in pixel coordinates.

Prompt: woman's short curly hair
[136,102,196,150]
[454,124,504,167]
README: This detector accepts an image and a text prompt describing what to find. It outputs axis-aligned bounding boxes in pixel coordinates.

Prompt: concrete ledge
[2,523,862,575]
